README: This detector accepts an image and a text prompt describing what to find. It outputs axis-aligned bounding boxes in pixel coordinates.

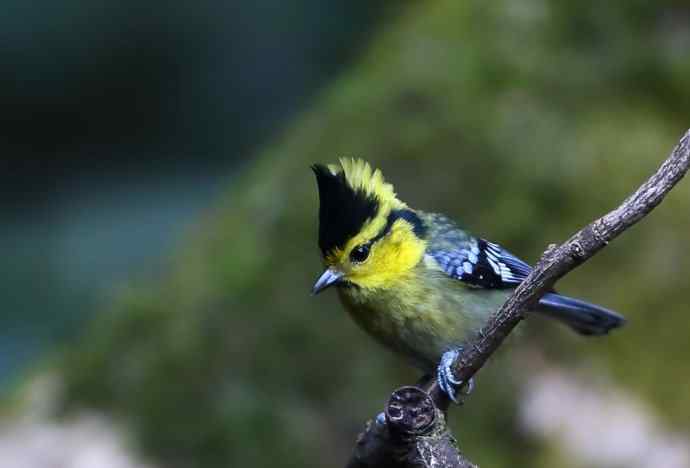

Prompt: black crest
[312,164,379,256]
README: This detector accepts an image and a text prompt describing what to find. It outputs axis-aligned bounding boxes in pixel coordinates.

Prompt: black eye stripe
[392,209,427,237]
[370,209,426,244]
[348,210,426,263]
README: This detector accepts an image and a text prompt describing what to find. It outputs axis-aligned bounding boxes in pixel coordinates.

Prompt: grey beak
[312,268,344,295]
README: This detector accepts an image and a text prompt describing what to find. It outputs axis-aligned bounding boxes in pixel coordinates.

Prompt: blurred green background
[3,1,690,467]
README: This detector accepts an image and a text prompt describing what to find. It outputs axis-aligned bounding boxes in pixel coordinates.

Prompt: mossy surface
[59,2,690,467]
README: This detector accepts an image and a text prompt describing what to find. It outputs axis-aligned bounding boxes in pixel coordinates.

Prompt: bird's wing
[429,238,532,289]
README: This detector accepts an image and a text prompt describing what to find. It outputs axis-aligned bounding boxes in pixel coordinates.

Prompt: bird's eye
[350,244,370,263]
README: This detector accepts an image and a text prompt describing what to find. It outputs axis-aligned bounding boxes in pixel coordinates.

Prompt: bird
[311,158,625,402]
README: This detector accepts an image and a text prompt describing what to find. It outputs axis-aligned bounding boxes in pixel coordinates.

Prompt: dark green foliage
[59,1,690,467]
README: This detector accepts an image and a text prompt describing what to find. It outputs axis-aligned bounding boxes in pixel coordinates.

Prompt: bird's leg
[437,348,475,404]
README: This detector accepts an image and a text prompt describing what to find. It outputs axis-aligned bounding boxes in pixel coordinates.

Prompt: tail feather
[536,292,625,336]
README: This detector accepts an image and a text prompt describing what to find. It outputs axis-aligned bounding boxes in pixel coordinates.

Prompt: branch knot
[386,387,436,437]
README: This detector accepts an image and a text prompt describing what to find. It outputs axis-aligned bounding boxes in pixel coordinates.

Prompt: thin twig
[347,129,690,467]
[445,128,690,391]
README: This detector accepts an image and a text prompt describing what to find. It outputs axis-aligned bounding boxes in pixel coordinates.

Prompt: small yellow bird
[311,159,624,401]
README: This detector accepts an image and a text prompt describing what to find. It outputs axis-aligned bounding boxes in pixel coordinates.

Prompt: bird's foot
[437,348,475,404]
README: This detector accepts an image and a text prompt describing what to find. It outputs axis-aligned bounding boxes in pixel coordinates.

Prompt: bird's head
[311,158,427,294]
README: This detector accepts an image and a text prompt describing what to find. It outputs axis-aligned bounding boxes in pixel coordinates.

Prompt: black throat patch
[312,164,379,256]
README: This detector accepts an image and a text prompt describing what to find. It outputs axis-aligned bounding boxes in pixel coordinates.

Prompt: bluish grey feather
[421,212,625,336]
[537,292,626,335]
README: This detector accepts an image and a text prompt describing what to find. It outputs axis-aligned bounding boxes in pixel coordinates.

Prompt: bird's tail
[536,292,625,336]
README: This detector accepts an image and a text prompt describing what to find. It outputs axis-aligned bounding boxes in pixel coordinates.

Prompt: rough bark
[347,387,475,468]
[347,129,690,467]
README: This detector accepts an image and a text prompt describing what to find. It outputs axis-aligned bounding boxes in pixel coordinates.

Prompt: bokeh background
[2,1,690,467]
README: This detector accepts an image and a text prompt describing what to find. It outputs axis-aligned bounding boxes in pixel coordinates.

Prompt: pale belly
[337,272,512,372]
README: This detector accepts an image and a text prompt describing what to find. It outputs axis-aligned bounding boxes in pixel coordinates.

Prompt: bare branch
[348,129,690,467]
[445,128,690,389]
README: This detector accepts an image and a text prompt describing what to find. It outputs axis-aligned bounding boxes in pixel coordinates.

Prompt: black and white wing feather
[430,238,532,289]
[423,215,625,335]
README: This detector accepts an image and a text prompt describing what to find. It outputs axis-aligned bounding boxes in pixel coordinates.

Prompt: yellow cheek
[348,231,425,289]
